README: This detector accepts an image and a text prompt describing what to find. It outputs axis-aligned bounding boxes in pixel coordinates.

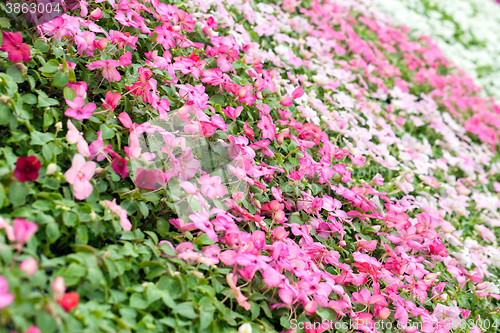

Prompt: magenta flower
[0,31,31,62]
[64,154,96,200]
[13,218,38,244]
[14,156,41,182]
[0,276,14,309]
[65,97,96,120]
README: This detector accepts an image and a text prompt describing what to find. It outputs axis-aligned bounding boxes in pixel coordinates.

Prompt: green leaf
[34,40,50,53]
[138,201,149,218]
[46,222,61,243]
[64,87,76,101]
[6,65,25,83]
[199,310,214,330]
[0,104,12,125]
[63,263,87,286]
[52,71,69,88]
[39,60,60,74]
[8,181,28,207]
[210,94,225,105]
[100,124,115,139]
[36,90,59,107]
[0,17,11,28]
[31,130,55,145]
[36,311,57,333]
[63,211,79,227]
[23,94,38,105]
[173,302,198,319]
[130,293,148,309]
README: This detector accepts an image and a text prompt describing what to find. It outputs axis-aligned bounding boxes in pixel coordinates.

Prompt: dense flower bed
[370,0,500,101]
[0,0,500,332]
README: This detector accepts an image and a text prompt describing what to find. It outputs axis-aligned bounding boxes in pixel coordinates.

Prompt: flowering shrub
[0,0,500,332]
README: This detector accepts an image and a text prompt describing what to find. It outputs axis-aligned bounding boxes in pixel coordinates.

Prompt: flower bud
[90,8,102,20]
[20,258,38,276]
[46,163,57,175]
[238,323,252,333]
[52,277,66,301]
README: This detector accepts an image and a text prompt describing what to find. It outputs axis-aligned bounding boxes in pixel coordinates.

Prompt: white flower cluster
[370,0,500,100]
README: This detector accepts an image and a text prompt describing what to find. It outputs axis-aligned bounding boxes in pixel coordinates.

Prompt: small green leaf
[130,293,148,309]
[6,65,25,83]
[63,87,76,101]
[31,131,55,145]
[8,181,28,207]
[210,94,225,105]
[173,302,198,319]
[62,211,78,227]
[46,222,61,243]
[0,104,12,125]
[36,90,59,107]
[52,71,69,88]
[39,59,60,73]
[34,40,50,52]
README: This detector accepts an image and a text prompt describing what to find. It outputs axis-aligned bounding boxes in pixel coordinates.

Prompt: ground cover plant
[0,0,500,332]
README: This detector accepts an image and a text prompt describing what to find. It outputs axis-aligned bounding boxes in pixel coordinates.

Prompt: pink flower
[65,97,96,120]
[102,91,121,110]
[372,173,384,185]
[64,154,96,200]
[103,199,132,231]
[226,273,251,310]
[292,86,305,99]
[257,115,276,140]
[66,120,90,157]
[352,288,387,307]
[189,210,218,241]
[0,276,14,308]
[24,327,41,333]
[90,8,102,20]
[0,31,31,62]
[19,258,38,276]
[474,224,496,243]
[86,59,122,82]
[198,175,226,198]
[223,106,243,119]
[13,218,38,244]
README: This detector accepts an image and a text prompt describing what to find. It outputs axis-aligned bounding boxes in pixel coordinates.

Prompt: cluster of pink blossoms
[11,0,499,331]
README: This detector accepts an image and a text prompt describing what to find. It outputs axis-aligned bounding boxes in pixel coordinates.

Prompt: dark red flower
[14,156,41,182]
[0,31,31,62]
[58,292,79,312]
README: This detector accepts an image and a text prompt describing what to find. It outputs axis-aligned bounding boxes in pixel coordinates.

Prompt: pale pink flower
[0,276,14,308]
[66,120,90,157]
[13,218,38,244]
[198,175,226,199]
[103,199,132,231]
[64,154,96,200]
[372,173,384,185]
